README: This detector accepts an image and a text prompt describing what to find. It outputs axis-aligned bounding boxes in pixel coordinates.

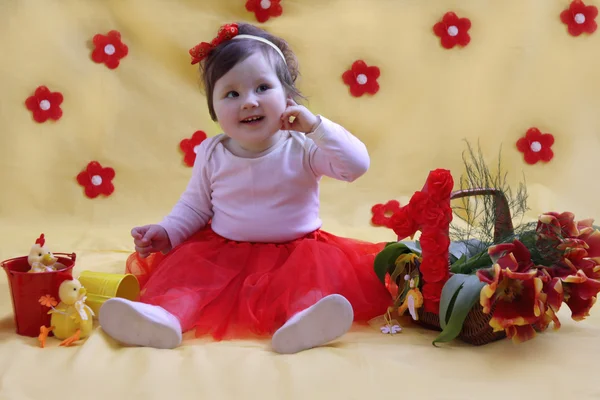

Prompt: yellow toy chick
[397,276,424,321]
[38,279,95,348]
[28,234,58,273]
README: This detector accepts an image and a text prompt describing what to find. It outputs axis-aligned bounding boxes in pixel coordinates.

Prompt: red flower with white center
[25,86,63,123]
[342,60,380,97]
[76,161,115,198]
[246,0,282,23]
[91,30,129,69]
[180,130,208,167]
[516,127,555,165]
[433,12,472,49]
[561,0,598,36]
[371,200,402,228]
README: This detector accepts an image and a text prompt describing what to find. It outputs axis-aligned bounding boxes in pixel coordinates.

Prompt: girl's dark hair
[199,22,303,121]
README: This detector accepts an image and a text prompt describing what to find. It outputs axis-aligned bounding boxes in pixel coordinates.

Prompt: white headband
[233,34,287,65]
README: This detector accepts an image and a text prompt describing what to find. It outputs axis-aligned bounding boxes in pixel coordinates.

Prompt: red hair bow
[189,23,239,65]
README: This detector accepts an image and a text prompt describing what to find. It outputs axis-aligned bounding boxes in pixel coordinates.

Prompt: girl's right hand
[131,225,171,258]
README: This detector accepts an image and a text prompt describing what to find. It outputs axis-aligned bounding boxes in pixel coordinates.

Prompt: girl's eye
[226,91,239,98]
[257,84,269,93]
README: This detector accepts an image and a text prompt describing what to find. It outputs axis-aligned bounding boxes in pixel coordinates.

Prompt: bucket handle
[53,252,77,262]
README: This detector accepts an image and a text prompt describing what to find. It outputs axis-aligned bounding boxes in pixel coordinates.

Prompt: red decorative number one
[385,169,454,313]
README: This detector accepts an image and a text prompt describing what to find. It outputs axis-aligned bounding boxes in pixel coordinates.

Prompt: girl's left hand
[281,99,320,133]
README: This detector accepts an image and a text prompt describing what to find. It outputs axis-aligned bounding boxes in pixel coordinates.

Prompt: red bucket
[1,253,76,337]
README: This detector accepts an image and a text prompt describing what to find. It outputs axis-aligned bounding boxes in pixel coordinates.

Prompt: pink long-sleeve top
[159,116,370,247]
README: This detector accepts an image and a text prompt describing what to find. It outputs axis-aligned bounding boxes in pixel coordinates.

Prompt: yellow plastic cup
[78,271,140,316]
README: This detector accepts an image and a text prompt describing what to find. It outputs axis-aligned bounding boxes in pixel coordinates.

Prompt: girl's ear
[287,94,302,106]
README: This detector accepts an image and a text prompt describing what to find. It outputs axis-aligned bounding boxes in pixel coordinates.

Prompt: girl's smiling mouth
[240,116,265,124]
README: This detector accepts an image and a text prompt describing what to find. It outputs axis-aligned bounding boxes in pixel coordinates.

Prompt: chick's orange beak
[42,253,57,266]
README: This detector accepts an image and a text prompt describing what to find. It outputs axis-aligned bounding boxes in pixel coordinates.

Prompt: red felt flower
[371,200,402,228]
[561,0,598,36]
[76,161,115,199]
[91,30,129,69]
[25,86,63,123]
[180,130,208,167]
[516,127,555,165]
[390,207,419,240]
[245,0,283,23]
[433,12,472,49]
[342,60,380,97]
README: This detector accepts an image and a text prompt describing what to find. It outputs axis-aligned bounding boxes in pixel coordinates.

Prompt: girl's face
[212,52,288,153]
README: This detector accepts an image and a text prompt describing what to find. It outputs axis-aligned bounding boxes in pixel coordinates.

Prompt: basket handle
[450,188,514,243]
[53,252,77,262]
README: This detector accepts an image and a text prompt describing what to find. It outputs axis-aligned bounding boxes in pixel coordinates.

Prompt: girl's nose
[241,94,259,109]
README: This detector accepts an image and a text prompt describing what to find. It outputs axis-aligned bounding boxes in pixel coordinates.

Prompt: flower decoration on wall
[25,86,63,123]
[561,0,598,36]
[180,130,208,167]
[76,161,116,198]
[245,0,283,23]
[371,200,402,228]
[433,12,472,49]
[516,127,555,165]
[342,60,381,97]
[91,30,129,69]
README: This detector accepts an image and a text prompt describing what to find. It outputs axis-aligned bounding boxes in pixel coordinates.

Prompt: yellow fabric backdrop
[2,0,600,398]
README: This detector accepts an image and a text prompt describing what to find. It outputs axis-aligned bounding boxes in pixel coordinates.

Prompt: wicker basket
[416,188,514,345]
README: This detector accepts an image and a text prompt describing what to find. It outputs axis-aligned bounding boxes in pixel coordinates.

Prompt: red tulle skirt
[125,226,392,340]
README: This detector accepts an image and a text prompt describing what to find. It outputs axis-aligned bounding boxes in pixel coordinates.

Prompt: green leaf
[373,242,412,283]
[450,250,492,274]
[438,274,469,330]
[449,254,467,273]
[389,261,407,287]
[432,275,486,346]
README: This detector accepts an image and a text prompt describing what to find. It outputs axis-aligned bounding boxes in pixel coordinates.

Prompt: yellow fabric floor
[2,0,600,398]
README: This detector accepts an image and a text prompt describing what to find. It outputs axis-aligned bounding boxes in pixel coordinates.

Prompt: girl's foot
[271,294,353,354]
[99,298,182,349]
